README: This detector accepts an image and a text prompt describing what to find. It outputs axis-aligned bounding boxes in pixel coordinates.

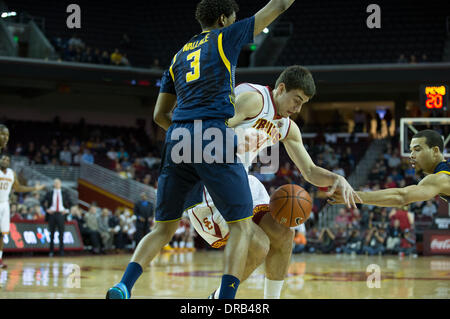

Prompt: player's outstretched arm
[329,173,446,207]
[254,0,296,36]
[153,93,177,131]
[12,171,45,193]
[282,120,361,208]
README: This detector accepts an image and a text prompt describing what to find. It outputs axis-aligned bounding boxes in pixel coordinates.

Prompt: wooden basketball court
[0,251,448,299]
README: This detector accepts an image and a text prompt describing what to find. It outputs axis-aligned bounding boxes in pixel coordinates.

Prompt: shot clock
[420,85,448,111]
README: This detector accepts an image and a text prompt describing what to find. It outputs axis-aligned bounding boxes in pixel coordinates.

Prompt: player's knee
[153,222,179,243]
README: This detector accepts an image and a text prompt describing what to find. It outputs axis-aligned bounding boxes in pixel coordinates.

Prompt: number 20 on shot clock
[420,85,448,111]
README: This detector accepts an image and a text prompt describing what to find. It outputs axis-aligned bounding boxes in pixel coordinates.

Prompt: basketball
[269,184,312,227]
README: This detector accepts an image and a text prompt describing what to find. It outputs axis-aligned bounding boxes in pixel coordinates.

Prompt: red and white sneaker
[0,259,7,269]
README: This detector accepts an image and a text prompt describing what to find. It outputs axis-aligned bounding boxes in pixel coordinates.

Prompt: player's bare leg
[258,213,294,298]
[0,232,6,268]
[131,220,180,266]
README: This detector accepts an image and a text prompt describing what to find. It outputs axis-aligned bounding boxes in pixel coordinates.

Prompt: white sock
[180,241,185,248]
[214,284,221,299]
[264,278,284,299]
[0,251,2,259]
[173,242,179,248]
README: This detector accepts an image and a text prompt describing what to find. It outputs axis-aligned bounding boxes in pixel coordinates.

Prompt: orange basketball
[269,184,312,227]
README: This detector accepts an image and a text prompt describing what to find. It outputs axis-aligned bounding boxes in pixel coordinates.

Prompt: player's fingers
[350,192,357,208]
[326,180,338,196]
[344,188,351,208]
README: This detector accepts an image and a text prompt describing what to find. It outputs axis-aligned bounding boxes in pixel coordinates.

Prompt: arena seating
[6,0,448,67]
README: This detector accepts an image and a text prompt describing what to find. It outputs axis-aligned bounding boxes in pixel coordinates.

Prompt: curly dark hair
[195,0,239,29]
[275,65,316,98]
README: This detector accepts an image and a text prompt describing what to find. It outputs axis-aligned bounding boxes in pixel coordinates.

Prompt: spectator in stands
[409,54,417,64]
[171,215,194,250]
[10,203,23,222]
[120,53,131,67]
[386,219,402,254]
[67,33,84,49]
[134,192,154,245]
[117,147,129,162]
[109,208,126,252]
[63,44,76,62]
[318,227,336,254]
[387,150,401,169]
[359,206,371,231]
[73,150,83,165]
[81,149,94,164]
[107,147,118,161]
[384,176,397,189]
[343,229,362,255]
[277,162,293,182]
[71,205,102,254]
[101,51,110,65]
[421,200,437,217]
[389,169,404,183]
[85,205,105,254]
[420,53,428,63]
[98,208,113,251]
[362,226,386,256]
[23,192,41,210]
[142,151,160,169]
[120,209,137,248]
[150,58,162,70]
[398,229,417,256]
[334,208,349,228]
[59,145,72,165]
[389,206,414,231]
[92,48,101,64]
[332,164,345,177]
[82,47,94,63]
[397,53,407,63]
[292,228,307,254]
[110,48,123,66]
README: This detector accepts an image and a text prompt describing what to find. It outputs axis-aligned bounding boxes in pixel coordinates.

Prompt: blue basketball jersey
[433,159,450,202]
[160,17,255,121]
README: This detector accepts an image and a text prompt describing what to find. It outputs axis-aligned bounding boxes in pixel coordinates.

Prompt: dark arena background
[0,0,449,303]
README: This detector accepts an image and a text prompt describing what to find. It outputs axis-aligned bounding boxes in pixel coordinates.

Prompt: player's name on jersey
[0,177,12,182]
[182,34,210,52]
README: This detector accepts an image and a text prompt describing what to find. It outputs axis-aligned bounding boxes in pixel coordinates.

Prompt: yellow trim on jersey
[169,53,178,82]
[183,202,202,213]
[436,171,450,176]
[226,215,253,224]
[218,32,235,108]
[155,217,182,223]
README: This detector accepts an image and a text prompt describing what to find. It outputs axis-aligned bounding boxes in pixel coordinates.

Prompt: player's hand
[35,183,46,191]
[237,129,268,154]
[326,176,362,208]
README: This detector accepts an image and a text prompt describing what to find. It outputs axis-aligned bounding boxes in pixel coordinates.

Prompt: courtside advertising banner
[3,221,83,252]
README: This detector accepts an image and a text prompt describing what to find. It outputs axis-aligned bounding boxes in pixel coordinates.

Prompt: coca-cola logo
[430,236,450,252]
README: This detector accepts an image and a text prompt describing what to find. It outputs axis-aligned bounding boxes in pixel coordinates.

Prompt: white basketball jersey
[0,168,14,203]
[234,83,291,170]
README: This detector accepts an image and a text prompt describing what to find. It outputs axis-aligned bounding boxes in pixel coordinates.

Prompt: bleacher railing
[11,161,79,206]
[79,162,156,205]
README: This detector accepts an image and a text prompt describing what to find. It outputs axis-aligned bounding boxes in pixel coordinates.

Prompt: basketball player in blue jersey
[330,130,450,206]
[107,0,298,299]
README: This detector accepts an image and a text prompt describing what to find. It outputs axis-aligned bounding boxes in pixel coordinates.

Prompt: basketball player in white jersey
[0,155,45,268]
[184,65,361,298]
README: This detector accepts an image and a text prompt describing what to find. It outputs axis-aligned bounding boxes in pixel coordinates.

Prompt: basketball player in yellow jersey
[183,66,361,298]
[0,155,46,268]
[330,129,450,207]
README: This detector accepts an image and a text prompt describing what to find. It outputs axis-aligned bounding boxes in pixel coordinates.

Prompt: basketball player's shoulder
[235,89,264,118]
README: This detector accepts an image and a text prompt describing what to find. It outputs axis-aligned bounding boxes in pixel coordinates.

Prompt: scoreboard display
[420,85,448,111]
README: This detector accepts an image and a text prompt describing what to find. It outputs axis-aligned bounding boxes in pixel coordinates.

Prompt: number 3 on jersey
[186,49,201,83]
